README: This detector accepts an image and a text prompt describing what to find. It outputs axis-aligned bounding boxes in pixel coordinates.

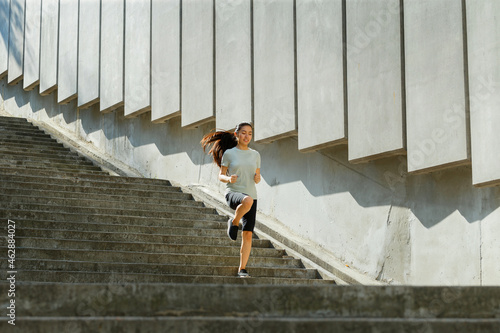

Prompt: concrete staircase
[1,115,499,332]
[0,115,329,285]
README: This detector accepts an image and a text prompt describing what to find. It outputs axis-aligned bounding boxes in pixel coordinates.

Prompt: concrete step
[0,174,180,191]
[0,153,96,166]
[7,228,272,248]
[0,147,88,161]
[1,193,206,209]
[5,237,284,257]
[0,159,102,171]
[0,141,74,153]
[0,201,219,219]
[2,283,497,318]
[0,166,173,185]
[9,258,318,279]
[0,139,66,150]
[1,317,497,333]
[3,270,332,285]
[0,210,227,226]
[0,185,193,202]
[1,218,232,237]
[0,133,57,142]
[0,122,43,130]
[0,129,52,139]
[0,220,232,238]
[3,246,304,268]
[0,115,30,124]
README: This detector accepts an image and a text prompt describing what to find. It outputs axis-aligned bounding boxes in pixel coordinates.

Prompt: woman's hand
[229,174,238,183]
[254,169,261,184]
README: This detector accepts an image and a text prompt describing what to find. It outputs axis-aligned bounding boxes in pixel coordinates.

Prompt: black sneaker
[238,269,250,278]
[227,218,238,241]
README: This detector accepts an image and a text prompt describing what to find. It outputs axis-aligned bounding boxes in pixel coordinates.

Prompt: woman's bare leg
[239,231,253,270]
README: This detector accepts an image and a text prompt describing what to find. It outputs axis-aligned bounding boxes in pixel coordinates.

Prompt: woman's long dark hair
[201,122,253,167]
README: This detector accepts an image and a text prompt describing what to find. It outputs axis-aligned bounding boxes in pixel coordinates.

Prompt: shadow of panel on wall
[296,0,346,152]
[181,0,215,128]
[57,0,78,103]
[78,0,100,110]
[8,0,24,85]
[0,0,9,79]
[39,0,58,96]
[253,0,296,143]
[100,0,124,113]
[215,0,252,131]
[124,0,151,118]
[466,0,500,188]
[404,0,470,174]
[347,0,405,163]
[151,0,180,123]
[23,0,41,91]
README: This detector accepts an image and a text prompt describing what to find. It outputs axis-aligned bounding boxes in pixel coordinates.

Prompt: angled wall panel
[78,0,100,109]
[253,0,296,142]
[39,0,58,96]
[100,0,124,113]
[181,0,214,128]
[466,0,500,187]
[23,0,41,91]
[347,0,405,162]
[57,0,78,103]
[404,0,469,173]
[124,0,151,117]
[151,0,180,123]
[296,0,345,152]
[0,0,10,79]
[215,0,251,131]
[7,0,25,85]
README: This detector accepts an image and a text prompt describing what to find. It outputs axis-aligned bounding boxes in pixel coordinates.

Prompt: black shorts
[225,191,257,232]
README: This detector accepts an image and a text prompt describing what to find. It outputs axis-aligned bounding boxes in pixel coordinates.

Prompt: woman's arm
[219,166,237,183]
[254,168,261,184]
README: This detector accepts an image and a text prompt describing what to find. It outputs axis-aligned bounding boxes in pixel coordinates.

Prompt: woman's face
[236,125,253,146]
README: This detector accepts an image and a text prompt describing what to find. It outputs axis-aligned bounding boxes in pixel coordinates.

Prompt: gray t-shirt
[221,147,261,199]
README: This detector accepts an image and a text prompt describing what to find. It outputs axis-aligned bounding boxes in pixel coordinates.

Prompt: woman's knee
[242,196,254,209]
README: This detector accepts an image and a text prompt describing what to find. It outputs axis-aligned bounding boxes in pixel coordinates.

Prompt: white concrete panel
[7,0,24,85]
[404,0,469,173]
[296,0,345,152]
[253,0,296,142]
[151,0,180,123]
[57,0,78,103]
[39,0,58,95]
[23,0,41,91]
[100,0,124,113]
[78,0,100,109]
[124,0,151,117]
[181,0,214,128]
[347,0,405,162]
[466,1,500,187]
[0,0,10,79]
[214,0,251,131]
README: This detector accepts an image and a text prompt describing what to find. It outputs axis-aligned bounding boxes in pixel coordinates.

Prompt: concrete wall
[1,0,500,286]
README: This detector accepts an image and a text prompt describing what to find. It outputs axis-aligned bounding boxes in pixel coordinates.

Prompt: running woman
[201,122,261,278]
